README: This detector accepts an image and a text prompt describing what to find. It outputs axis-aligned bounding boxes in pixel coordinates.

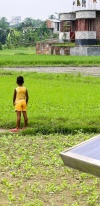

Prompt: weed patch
[0,133,100,205]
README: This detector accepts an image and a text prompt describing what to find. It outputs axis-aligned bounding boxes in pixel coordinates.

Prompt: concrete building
[10,16,21,26]
[59,0,100,45]
[37,0,100,56]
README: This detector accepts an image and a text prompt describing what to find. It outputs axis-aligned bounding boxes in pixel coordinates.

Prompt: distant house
[46,19,60,34]
[10,16,21,26]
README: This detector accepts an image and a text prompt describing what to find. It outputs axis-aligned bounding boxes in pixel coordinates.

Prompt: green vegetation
[0,70,100,134]
[0,47,100,66]
[0,17,58,47]
[0,16,100,206]
[0,132,100,206]
[1,46,36,55]
[0,65,100,205]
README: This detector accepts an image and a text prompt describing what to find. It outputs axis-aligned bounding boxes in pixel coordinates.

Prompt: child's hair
[17,76,24,84]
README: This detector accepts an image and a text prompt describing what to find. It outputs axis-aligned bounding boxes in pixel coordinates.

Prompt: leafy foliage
[0,17,9,30]
[0,17,55,47]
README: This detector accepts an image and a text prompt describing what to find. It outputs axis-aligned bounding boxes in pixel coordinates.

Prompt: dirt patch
[0,128,10,133]
[2,66,100,76]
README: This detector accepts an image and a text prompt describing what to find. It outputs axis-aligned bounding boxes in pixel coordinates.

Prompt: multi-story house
[59,0,100,45]
[10,16,21,26]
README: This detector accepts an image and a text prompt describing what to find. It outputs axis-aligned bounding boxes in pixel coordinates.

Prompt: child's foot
[11,128,19,132]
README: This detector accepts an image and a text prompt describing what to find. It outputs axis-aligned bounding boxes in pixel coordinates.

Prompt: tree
[0,17,9,30]
[6,29,22,48]
[0,28,7,44]
[23,18,34,27]
[5,17,55,48]
[0,17,9,45]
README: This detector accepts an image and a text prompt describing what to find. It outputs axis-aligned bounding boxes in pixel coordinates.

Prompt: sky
[0,0,73,22]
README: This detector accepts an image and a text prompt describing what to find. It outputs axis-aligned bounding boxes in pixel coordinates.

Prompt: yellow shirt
[15,86,27,104]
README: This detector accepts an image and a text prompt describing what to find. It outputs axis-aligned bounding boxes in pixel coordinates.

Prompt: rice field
[0,47,100,67]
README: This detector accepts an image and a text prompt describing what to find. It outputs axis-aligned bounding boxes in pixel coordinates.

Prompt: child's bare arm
[26,89,29,104]
[13,89,16,105]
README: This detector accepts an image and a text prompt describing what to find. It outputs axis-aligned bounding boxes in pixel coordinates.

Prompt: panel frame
[60,134,100,177]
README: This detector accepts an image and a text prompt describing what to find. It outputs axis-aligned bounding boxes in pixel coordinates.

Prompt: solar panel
[60,134,100,177]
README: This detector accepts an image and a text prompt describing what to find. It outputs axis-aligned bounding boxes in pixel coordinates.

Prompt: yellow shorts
[15,101,27,111]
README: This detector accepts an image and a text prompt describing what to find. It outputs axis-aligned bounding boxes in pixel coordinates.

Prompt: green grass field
[0,47,100,67]
[0,47,100,206]
[0,70,100,134]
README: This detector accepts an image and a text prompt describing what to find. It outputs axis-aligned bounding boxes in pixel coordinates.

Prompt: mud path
[3,66,100,76]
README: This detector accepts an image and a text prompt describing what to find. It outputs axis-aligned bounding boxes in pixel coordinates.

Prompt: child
[11,76,29,132]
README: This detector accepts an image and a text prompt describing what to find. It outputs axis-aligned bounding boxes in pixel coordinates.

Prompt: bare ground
[3,66,100,76]
[0,128,10,133]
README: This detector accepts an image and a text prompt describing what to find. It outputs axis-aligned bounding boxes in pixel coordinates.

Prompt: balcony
[76,10,96,19]
[59,13,76,21]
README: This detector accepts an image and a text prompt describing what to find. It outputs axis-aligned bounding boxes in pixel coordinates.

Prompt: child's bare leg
[16,111,21,129]
[22,111,28,128]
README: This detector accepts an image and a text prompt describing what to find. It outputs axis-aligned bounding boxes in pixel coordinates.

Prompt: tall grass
[0,70,100,134]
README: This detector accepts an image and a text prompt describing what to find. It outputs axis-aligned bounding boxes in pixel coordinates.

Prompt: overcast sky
[1,0,73,21]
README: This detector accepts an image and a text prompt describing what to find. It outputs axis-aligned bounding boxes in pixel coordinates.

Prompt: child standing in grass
[11,76,29,132]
